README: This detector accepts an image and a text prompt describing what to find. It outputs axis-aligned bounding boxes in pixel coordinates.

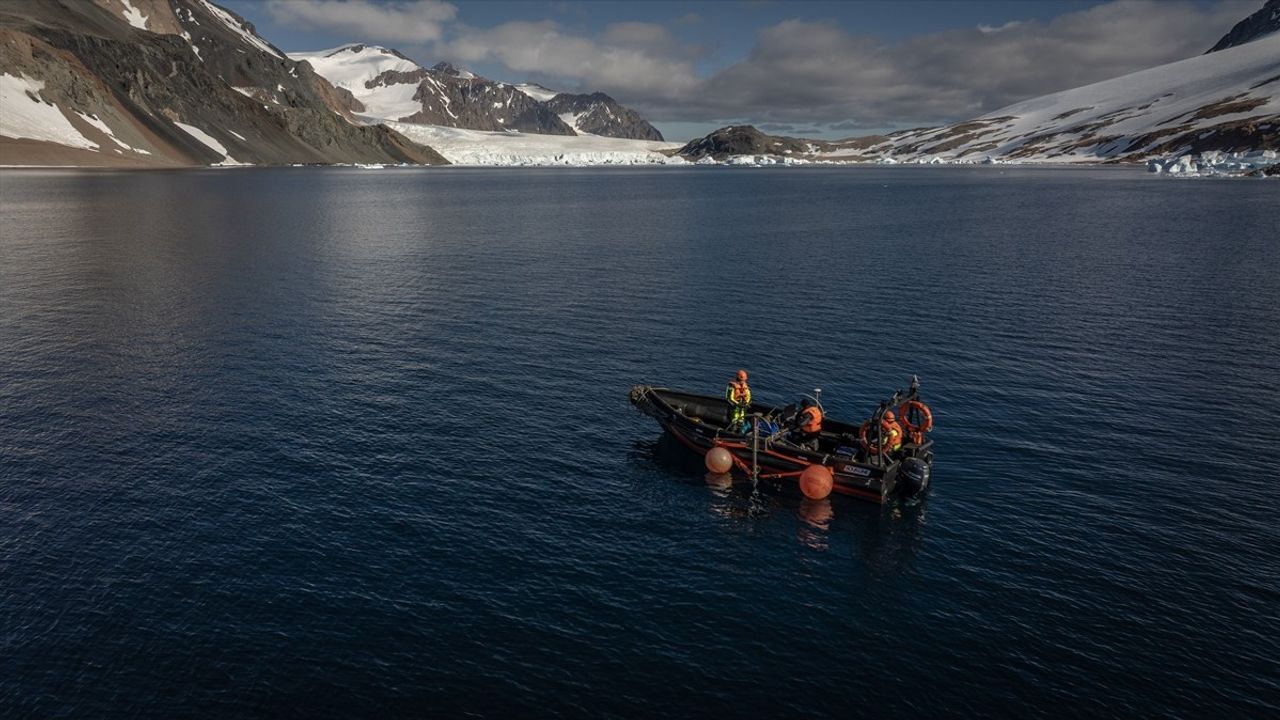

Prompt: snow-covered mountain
[7,0,1270,169]
[286,44,422,119]
[682,8,1279,167]
[291,44,662,140]
[865,27,1280,164]
[0,0,446,166]
[290,45,573,133]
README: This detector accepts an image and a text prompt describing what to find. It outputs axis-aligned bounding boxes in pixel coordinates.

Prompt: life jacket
[800,406,823,433]
[886,421,903,450]
[726,381,751,406]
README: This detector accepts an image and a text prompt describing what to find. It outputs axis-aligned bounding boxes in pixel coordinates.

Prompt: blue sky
[224,0,1259,140]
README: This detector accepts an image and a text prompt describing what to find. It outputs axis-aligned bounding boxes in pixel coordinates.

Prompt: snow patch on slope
[515,83,560,103]
[76,111,149,154]
[0,74,98,150]
[120,0,149,30]
[387,122,682,166]
[174,121,247,165]
[558,111,586,134]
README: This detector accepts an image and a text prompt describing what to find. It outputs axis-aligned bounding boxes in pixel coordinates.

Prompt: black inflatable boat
[629,379,935,503]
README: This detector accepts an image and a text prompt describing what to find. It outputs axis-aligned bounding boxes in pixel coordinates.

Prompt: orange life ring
[897,400,933,443]
[860,419,896,455]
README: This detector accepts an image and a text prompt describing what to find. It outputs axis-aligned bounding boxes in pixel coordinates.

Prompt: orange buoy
[705,447,734,474]
[799,464,834,500]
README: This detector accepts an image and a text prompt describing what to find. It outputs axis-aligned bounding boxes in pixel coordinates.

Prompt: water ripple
[2,167,1278,718]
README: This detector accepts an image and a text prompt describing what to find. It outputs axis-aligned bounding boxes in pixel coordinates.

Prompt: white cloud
[438,20,701,100]
[267,0,1261,133]
[607,0,1257,129]
[978,21,1022,34]
[265,0,457,43]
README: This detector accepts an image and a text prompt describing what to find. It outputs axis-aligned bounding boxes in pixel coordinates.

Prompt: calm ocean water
[2,166,1278,718]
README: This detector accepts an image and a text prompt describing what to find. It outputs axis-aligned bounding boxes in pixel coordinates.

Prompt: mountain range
[288,44,662,141]
[1,0,1276,169]
[679,0,1280,167]
[0,0,445,166]
[0,0,660,167]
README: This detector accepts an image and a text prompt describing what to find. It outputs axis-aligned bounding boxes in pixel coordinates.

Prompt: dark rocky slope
[1207,0,1280,52]
[0,0,447,166]
[384,62,574,134]
[677,125,884,161]
[544,92,663,140]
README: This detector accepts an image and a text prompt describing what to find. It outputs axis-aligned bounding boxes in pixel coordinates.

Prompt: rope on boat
[751,416,760,488]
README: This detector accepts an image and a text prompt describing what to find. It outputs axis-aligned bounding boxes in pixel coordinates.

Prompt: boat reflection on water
[629,434,928,571]
[849,501,928,578]
[628,432,707,478]
[796,498,835,551]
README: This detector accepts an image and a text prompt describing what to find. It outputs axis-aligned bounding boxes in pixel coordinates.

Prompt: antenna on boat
[808,388,824,413]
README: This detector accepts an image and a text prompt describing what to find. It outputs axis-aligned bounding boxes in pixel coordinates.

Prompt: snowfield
[289,45,423,121]
[386,123,683,166]
[0,73,99,150]
[846,31,1280,165]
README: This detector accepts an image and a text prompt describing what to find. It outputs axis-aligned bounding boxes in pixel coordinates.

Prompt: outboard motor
[896,457,931,498]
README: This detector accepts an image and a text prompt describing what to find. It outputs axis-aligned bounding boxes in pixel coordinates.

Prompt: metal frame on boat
[629,379,934,503]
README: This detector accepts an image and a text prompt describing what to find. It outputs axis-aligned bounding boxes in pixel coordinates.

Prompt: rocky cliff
[392,62,574,134]
[1207,0,1280,53]
[543,92,663,141]
[679,125,817,160]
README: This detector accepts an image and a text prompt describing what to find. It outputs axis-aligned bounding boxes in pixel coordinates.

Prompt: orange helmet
[884,410,896,421]
[736,369,748,382]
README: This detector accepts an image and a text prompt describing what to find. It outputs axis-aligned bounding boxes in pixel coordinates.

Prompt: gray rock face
[1208,0,1280,52]
[0,0,448,166]
[370,66,574,134]
[544,92,663,140]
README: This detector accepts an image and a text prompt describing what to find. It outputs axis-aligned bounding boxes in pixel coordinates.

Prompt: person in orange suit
[883,410,904,452]
[792,397,823,451]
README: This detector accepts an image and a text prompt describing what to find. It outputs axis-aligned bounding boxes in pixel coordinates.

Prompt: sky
[223,0,1263,141]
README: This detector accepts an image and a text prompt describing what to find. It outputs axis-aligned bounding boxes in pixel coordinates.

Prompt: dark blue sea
[2,166,1278,719]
